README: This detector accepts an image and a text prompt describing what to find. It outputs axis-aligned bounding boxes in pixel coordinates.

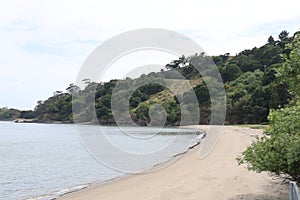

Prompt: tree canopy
[0,30,296,127]
[237,32,300,182]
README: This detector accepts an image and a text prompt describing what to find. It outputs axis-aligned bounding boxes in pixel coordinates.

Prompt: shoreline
[28,126,204,200]
[57,125,288,200]
[49,142,203,200]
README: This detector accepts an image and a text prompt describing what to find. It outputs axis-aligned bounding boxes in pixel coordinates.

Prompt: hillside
[3,30,297,125]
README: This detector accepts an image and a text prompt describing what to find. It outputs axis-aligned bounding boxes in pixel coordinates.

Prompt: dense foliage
[238,32,300,182]
[0,30,295,126]
[0,108,20,120]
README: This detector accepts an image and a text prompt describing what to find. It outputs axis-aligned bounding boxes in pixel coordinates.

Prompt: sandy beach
[59,125,288,200]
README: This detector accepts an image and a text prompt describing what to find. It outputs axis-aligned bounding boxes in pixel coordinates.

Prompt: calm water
[0,121,199,200]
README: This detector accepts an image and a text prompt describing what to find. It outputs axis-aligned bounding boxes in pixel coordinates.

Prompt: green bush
[238,32,300,182]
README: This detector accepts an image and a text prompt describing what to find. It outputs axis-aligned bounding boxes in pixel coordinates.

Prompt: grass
[235,124,269,130]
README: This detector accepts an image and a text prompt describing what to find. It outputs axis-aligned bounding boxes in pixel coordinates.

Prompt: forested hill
[1,30,298,125]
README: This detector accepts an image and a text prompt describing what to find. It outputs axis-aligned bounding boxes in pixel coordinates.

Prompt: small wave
[25,184,88,200]
[25,175,126,200]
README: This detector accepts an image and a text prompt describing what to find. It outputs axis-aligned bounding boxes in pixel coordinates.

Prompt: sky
[0,0,299,110]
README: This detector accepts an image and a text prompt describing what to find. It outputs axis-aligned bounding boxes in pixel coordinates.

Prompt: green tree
[66,83,80,94]
[237,33,300,182]
[221,64,242,82]
[277,33,300,98]
[165,55,188,69]
[130,97,141,108]
[238,103,300,181]
[23,30,295,126]
[0,107,20,120]
[279,30,289,42]
[278,30,291,49]
[268,35,275,44]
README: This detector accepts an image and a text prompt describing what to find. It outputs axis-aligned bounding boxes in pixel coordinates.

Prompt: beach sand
[59,125,288,200]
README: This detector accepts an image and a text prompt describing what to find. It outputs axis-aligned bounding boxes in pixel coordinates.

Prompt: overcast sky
[0,0,299,110]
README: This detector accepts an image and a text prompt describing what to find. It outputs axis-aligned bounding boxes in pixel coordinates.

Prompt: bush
[237,103,300,182]
[238,33,300,182]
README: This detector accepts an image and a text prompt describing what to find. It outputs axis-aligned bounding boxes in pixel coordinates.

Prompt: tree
[165,55,188,69]
[0,108,20,120]
[238,103,300,181]
[237,32,300,182]
[268,36,275,44]
[221,64,242,82]
[18,30,295,126]
[130,97,141,108]
[66,83,80,94]
[278,30,290,49]
[279,30,289,42]
[277,33,300,98]
[19,110,37,119]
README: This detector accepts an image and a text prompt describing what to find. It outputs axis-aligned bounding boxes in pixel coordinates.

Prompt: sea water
[0,121,200,200]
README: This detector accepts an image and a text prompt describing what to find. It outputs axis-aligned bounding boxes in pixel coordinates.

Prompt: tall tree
[221,64,242,82]
[279,30,289,42]
[165,55,188,69]
[268,35,275,44]
[277,33,300,98]
[238,32,300,182]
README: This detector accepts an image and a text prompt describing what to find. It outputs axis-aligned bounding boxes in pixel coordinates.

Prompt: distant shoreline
[13,118,73,124]
[12,118,205,127]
